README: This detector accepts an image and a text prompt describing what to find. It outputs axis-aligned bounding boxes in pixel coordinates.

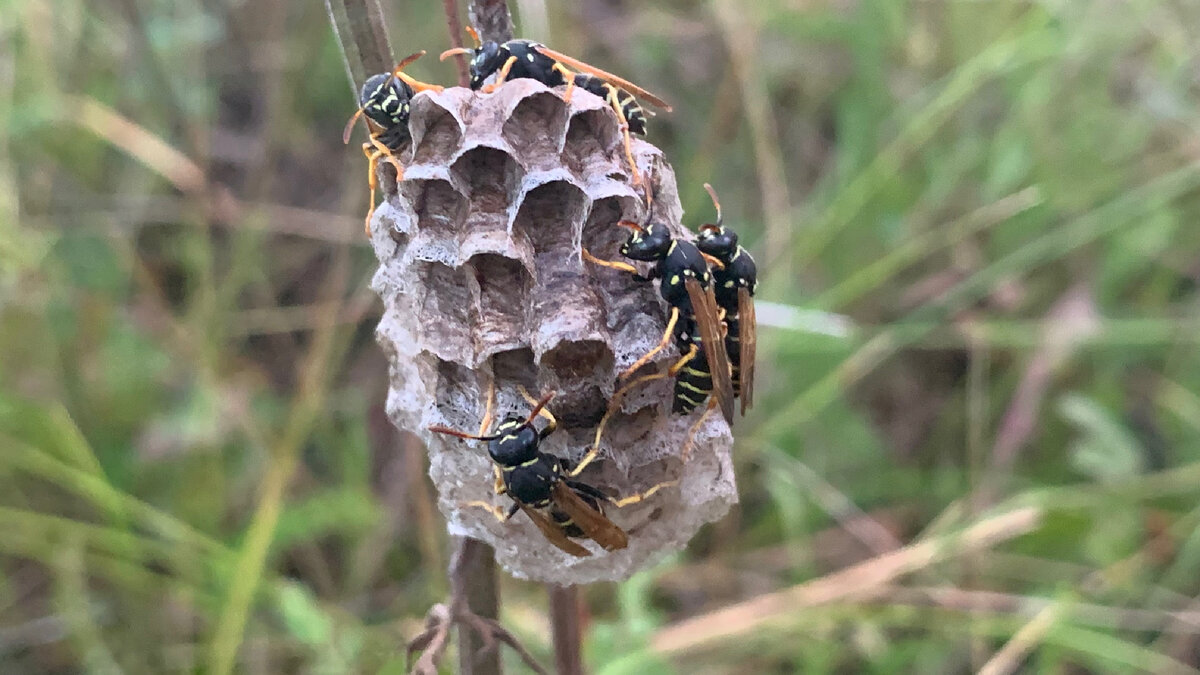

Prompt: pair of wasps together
[344,26,672,235]
[431,183,758,557]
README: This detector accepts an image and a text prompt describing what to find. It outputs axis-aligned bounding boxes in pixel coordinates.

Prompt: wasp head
[486,416,540,467]
[469,41,506,90]
[359,73,413,129]
[696,224,738,260]
[619,221,672,261]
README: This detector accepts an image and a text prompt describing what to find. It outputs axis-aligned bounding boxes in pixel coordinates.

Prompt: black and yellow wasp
[342,51,443,236]
[440,27,671,184]
[583,182,735,430]
[428,387,672,557]
[696,183,757,415]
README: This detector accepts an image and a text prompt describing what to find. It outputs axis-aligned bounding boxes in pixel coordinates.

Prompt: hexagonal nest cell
[368,79,736,583]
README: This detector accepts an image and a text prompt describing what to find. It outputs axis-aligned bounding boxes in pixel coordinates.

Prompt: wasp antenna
[522,391,557,427]
[439,47,474,61]
[342,107,365,145]
[466,25,481,47]
[703,182,723,227]
[428,424,501,442]
[617,220,646,234]
[393,51,427,74]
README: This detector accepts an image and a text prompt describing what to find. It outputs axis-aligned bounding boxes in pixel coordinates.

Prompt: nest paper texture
[369,79,736,583]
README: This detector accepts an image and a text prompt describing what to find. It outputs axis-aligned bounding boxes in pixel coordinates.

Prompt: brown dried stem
[443,0,470,87]
[324,0,393,91]
[650,507,1042,655]
[408,537,548,675]
[548,585,584,675]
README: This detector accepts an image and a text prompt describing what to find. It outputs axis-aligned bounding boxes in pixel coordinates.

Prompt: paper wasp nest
[369,79,736,584]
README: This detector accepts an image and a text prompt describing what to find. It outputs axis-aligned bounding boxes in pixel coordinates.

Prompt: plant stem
[453,537,502,675]
[443,0,470,87]
[548,585,584,675]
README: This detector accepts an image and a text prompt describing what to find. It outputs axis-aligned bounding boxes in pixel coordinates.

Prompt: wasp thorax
[620,222,672,261]
[697,226,738,258]
[369,79,736,583]
[487,420,539,466]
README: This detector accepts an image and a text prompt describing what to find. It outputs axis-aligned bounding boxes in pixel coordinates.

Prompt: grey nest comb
[368,79,737,584]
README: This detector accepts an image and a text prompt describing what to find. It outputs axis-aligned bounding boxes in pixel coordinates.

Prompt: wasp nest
[369,79,736,584]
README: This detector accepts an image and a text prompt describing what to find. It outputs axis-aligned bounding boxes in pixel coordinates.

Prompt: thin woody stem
[442,0,470,87]
[453,537,502,675]
[548,585,584,675]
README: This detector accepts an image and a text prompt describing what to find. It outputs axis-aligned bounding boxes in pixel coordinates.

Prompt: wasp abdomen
[573,74,647,136]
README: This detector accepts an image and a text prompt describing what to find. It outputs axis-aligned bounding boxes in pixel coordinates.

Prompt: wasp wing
[685,276,735,424]
[517,503,592,557]
[532,45,673,111]
[738,286,757,416]
[551,481,628,552]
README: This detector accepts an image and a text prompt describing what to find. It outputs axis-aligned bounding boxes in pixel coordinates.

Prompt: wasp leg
[394,72,444,95]
[518,386,558,439]
[700,252,726,270]
[480,55,518,94]
[581,248,639,274]
[607,480,677,508]
[368,133,404,177]
[360,143,380,236]
[620,307,679,379]
[572,344,699,478]
[361,135,405,237]
[478,378,497,437]
[551,62,576,103]
[462,500,519,523]
[604,85,641,186]
[491,465,505,495]
[680,399,718,462]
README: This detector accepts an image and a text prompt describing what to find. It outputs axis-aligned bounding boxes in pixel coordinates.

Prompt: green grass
[6,0,1200,672]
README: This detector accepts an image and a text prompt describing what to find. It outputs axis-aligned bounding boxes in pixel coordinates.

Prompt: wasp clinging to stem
[343,51,444,236]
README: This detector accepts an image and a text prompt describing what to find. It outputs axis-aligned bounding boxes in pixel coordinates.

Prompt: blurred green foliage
[6,0,1200,672]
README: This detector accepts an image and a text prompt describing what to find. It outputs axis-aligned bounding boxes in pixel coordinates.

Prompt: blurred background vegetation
[6,0,1200,672]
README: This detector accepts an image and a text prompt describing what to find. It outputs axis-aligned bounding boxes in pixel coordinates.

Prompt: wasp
[428,387,673,557]
[342,51,443,236]
[582,182,735,430]
[696,183,757,415]
[439,27,671,185]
